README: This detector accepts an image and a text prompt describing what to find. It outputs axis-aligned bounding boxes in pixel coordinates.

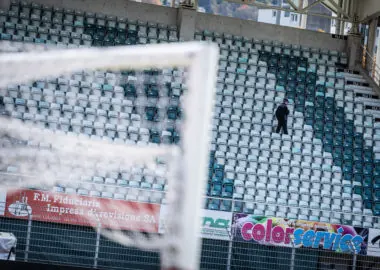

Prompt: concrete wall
[358,0,380,22]
[196,12,346,52]
[0,0,10,10]
[16,0,346,52]
[24,0,177,26]
[178,7,196,41]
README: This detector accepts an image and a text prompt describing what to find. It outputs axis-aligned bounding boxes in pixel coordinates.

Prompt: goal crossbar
[0,42,211,88]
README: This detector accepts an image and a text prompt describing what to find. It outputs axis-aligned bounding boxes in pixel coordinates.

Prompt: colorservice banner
[368,229,380,257]
[232,214,369,255]
[159,206,232,240]
[1,189,160,232]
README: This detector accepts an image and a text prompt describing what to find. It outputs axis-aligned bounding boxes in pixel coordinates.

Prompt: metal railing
[1,210,380,270]
[362,45,380,86]
[1,196,380,270]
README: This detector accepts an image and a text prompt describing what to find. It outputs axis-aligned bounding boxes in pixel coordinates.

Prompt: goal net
[0,41,218,270]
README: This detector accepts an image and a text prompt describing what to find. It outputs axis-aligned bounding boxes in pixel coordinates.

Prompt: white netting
[0,117,173,186]
[0,41,190,267]
[0,40,193,88]
[0,41,218,270]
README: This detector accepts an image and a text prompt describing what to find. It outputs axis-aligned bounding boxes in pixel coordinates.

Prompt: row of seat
[0,22,92,44]
[2,115,179,144]
[3,95,180,116]
[53,186,166,204]
[0,4,179,46]
[0,30,176,47]
[195,30,347,59]
[5,2,178,30]
[7,1,178,30]
[6,84,183,99]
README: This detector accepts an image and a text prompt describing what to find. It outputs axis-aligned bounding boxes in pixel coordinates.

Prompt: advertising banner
[159,206,232,240]
[200,210,232,240]
[368,228,380,257]
[232,214,368,255]
[2,189,160,232]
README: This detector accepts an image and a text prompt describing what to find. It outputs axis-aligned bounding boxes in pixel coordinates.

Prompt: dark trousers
[276,118,288,135]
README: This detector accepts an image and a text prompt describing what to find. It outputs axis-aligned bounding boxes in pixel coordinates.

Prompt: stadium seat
[1,1,379,229]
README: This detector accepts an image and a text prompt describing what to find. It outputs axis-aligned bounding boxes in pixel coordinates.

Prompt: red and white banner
[1,189,160,233]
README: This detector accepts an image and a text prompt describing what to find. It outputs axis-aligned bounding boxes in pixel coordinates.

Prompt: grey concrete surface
[196,12,347,52]
[0,0,10,10]
[358,0,380,22]
[177,7,196,41]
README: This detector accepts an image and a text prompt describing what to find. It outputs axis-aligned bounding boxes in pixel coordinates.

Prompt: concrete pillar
[342,0,350,34]
[299,0,308,29]
[376,34,380,79]
[336,0,343,35]
[275,1,282,26]
[367,18,378,60]
[350,0,359,20]
[347,34,363,70]
[177,6,196,41]
[0,0,11,10]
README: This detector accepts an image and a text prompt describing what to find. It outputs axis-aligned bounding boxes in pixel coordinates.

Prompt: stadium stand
[1,1,380,269]
[199,29,380,226]
[202,29,380,226]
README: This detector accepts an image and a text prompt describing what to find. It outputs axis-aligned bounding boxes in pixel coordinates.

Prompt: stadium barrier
[0,190,380,269]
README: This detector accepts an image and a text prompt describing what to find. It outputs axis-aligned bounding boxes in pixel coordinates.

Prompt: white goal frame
[0,42,219,270]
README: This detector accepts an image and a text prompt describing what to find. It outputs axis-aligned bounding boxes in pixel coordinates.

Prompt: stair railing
[361,44,380,86]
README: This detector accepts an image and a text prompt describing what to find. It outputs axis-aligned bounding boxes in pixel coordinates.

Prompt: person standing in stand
[275,98,289,135]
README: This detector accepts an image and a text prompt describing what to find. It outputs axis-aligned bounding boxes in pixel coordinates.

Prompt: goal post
[164,43,219,270]
[0,42,219,270]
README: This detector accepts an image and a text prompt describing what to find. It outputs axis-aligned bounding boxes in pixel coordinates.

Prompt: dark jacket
[275,104,289,121]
